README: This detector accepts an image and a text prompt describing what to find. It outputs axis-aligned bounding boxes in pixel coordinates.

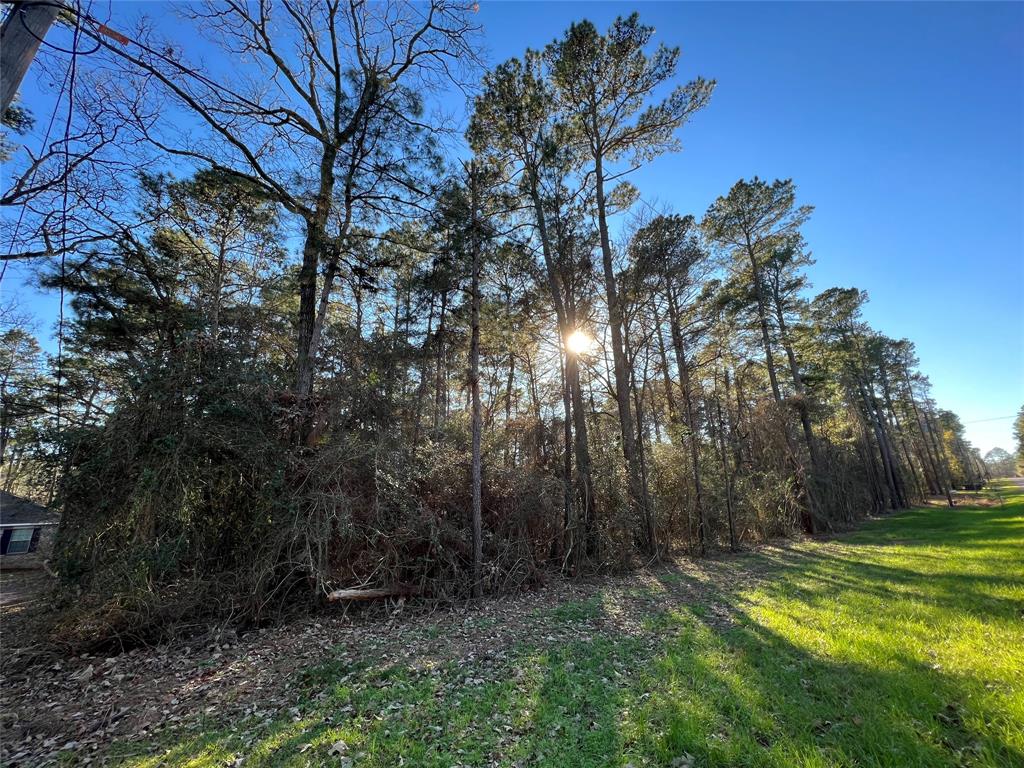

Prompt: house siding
[0,525,58,570]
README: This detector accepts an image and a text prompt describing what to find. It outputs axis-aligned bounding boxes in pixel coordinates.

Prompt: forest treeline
[0,2,993,644]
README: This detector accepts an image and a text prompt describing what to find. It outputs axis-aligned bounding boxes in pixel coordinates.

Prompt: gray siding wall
[0,525,57,570]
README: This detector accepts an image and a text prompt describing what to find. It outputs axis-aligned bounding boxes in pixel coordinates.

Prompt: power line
[55,0,84,445]
[963,415,1016,424]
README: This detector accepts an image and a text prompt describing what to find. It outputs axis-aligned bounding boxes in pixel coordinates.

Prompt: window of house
[4,527,35,555]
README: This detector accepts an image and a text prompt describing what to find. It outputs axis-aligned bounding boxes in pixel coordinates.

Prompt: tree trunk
[745,238,819,531]
[864,372,908,508]
[565,301,595,565]
[744,236,783,404]
[652,301,678,422]
[209,234,227,342]
[592,131,649,545]
[854,374,903,509]
[527,175,594,564]
[469,166,483,599]
[877,365,923,501]
[411,295,435,450]
[770,283,824,488]
[523,350,545,463]
[904,368,954,506]
[504,351,516,467]
[923,406,956,504]
[295,145,340,431]
[558,340,574,562]
[434,288,448,430]
[625,318,657,555]
[295,225,324,400]
[715,369,738,551]
[665,284,707,555]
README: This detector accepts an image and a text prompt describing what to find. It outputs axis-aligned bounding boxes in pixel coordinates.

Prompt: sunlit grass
[106,482,1024,767]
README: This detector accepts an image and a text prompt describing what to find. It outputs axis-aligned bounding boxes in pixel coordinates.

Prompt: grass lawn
[108,483,1024,768]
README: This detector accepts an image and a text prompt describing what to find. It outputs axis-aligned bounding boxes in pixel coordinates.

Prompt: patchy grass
[104,483,1024,767]
[549,595,605,623]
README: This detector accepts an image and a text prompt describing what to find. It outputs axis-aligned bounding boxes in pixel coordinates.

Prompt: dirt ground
[0,569,52,608]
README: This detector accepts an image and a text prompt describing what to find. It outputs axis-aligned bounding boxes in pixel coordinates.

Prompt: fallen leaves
[0,543,831,766]
[70,664,94,683]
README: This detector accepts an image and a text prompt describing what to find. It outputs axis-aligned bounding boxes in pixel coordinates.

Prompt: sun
[565,329,594,356]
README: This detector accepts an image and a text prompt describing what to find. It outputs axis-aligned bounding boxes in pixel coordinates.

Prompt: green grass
[107,483,1024,768]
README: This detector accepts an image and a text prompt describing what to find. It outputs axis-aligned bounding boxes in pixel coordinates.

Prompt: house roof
[0,491,60,527]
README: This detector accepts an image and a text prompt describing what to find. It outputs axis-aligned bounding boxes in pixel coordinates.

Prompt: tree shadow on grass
[627,600,1023,768]
[745,548,1024,623]
[850,506,1024,547]
[641,510,1023,767]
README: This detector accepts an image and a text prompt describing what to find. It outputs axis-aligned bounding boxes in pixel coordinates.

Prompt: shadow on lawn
[114,504,1023,768]
[639,590,1021,765]
[748,549,1024,621]
[653,602,1023,768]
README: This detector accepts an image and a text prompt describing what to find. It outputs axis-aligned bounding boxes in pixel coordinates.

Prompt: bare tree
[55,0,480,439]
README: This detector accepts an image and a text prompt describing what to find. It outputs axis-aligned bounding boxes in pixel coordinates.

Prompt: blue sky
[3,1,1022,452]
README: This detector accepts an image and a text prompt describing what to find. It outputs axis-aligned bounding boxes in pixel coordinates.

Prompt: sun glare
[565,329,594,356]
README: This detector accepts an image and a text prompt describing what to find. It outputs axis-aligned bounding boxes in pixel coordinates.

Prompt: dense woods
[0,2,995,645]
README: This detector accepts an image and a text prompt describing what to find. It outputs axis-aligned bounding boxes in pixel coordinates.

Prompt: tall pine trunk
[526,173,595,566]
[743,236,818,531]
[665,284,708,555]
[592,134,651,552]
[469,166,483,599]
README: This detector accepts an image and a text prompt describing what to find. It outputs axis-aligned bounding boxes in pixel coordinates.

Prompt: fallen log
[326,586,421,602]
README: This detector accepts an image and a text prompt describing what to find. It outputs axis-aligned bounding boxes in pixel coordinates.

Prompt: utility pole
[1,1,61,114]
